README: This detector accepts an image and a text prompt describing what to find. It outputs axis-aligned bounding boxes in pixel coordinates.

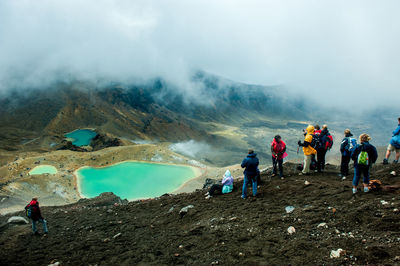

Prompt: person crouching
[205,170,234,199]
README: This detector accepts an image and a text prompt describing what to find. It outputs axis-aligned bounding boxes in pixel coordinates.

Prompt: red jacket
[271,139,288,160]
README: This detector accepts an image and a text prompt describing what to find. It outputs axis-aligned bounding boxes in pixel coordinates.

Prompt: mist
[1,0,399,108]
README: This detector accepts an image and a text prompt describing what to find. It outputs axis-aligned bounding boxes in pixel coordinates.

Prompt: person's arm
[298,140,310,147]
[370,145,378,164]
[241,158,247,168]
[393,125,400,136]
[340,138,348,153]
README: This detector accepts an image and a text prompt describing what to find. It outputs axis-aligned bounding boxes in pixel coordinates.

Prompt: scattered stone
[238,252,245,256]
[103,238,110,242]
[229,217,238,221]
[48,262,60,266]
[381,200,389,205]
[7,216,29,224]
[113,233,122,239]
[394,208,399,212]
[335,229,340,234]
[390,171,396,176]
[178,245,184,249]
[174,253,180,257]
[285,206,295,214]
[211,261,219,265]
[287,226,296,234]
[304,180,311,186]
[179,205,194,218]
[317,222,328,228]
[330,248,345,258]
[168,207,175,213]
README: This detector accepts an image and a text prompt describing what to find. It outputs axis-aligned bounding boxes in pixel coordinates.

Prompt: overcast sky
[0,0,399,108]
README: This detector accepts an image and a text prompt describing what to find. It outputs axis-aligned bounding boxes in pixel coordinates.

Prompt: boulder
[7,216,29,224]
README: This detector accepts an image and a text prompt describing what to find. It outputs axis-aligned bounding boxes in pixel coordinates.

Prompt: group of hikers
[25,118,400,235]
[206,117,400,200]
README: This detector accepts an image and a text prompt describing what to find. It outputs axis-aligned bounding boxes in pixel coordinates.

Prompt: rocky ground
[1,162,400,265]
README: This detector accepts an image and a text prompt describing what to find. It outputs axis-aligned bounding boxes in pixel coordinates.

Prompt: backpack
[310,134,320,149]
[357,145,369,165]
[25,205,33,218]
[324,134,333,150]
[25,204,37,219]
[345,137,357,152]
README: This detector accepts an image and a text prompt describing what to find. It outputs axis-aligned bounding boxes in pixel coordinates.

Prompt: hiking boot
[364,187,369,193]
[204,192,209,196]
[352,188,357,194]
[299,172,309,176]
[342,176,347,180]
[393,160,398,164]
[33,231,40,236]
[241,195,247,199]
[280,176,285,180]
[383,159,389,164]
[205,195,211,200]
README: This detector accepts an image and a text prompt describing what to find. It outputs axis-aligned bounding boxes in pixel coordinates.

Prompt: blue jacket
[390,124,400,148]
[351,141,378,166]
[241,153,259,177]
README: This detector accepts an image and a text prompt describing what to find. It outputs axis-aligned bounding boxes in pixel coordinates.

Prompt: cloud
[0,0,399,108]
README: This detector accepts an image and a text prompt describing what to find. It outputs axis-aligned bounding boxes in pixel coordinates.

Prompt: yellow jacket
[303,125,317,155]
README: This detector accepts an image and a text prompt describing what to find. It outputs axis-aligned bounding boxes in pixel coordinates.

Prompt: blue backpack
[391,135,400,149]
[345,137,357,155]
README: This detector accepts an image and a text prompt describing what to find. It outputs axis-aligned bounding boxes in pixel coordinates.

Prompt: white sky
[0,0,399,107]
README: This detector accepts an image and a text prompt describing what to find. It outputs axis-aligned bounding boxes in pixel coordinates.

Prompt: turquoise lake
[76,162,198,200]
[65,129,97,146]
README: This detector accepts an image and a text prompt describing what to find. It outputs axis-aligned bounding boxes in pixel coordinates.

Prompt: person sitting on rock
[25,197,48,235]
[241,149,259,199]
[205,170,234,199]
[271,135,287,179]
[383,117,400,164]
[351,133,378,194]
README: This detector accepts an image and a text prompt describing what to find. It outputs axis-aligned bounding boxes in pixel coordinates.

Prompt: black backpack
[25,204,37,219]
[311,134,321,149]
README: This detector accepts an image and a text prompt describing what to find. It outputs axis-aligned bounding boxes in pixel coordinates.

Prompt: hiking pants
[352,164,370,186]
[340,155,351,176]
[242,174,257,198]
[302,155,312,174]
[272,156,283,177]
[32,218,48,233]
[209,184,223,196]
[317,148,327,172]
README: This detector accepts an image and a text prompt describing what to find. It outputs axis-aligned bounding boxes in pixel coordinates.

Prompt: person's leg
[320,149,327,170]
[316,149,323,172]
[39,218,48,233]
[252,177,257,196]
[384,144,392,163]
[362,166,370,192]
[242,175,249,198]
[352,165,361,193]
[340,155,346,175]
[272,156,277,175]
[302,155,311,174]
[342,155,350,176]
[209,184,223,196]
[32,220,37,233]
[278,159,283,177]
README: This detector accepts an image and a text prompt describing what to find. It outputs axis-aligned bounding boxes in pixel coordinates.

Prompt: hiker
[25,197,48,235]
[271,135,287,179]
[351,133,378,193]
[298,125,317,175]
[241,149,259,199]
[205,170,234,199]
[339,129,356,179]
[311,124,322,166]
[383,117,400,164]
[316,125,333,172]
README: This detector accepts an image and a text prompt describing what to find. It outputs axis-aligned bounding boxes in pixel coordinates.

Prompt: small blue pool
[65,129,97,146]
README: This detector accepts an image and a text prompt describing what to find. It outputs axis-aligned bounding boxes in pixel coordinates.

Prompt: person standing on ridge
[339,129,356,179]
[241,149,259,199]
[351,133,378,193]
[271,135,287,179]
[383,117,400,164]
[25,197,48,235]
[298,125,317,175]
[316,125,333,172]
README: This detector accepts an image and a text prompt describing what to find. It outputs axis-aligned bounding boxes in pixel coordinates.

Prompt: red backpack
[325,134,333,150]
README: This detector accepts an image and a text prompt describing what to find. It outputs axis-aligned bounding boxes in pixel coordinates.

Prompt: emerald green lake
[29,165,58,175]
[76,162,198,200]
[65,129,97,146]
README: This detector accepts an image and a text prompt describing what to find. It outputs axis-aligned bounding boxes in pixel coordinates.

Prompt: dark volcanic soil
[1,162,400,265]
